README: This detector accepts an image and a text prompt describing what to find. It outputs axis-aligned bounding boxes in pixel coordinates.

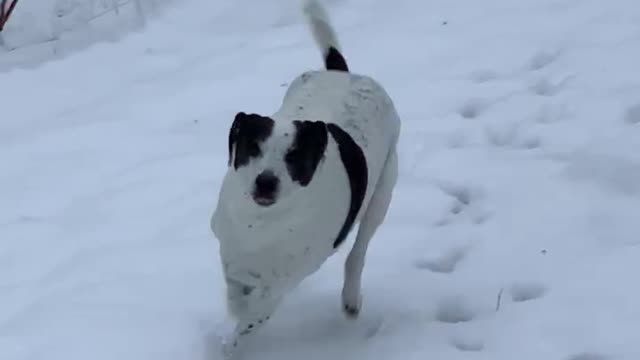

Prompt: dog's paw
[343,303,360,318]
[342,292,362,319]
[220,335,238,360]
[221,343,237,360]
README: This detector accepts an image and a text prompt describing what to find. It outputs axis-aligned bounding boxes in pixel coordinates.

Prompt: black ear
[228,112,274,170]
[285,120,329,186]
[228,112,244,167]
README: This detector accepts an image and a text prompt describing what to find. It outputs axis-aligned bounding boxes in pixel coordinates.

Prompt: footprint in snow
[527,49,561,71]
[458,98,489,119]
[434,181,491,225]
[484,122,541,150]
[451,337,484,352]
[414,247,467,274]
[362,314,385,339]
[438,181,472,208]
[623,103,640,124]
[509,282,547,303]
[435,297,476,324]
[529,75,575,97]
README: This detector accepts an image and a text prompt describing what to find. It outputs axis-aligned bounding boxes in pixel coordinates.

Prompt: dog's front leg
[221,282,282,357]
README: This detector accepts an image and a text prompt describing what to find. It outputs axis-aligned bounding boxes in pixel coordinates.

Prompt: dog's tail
[302,0,349,72]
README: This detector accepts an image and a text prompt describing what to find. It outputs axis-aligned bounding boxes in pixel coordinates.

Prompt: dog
[210,0,400,354]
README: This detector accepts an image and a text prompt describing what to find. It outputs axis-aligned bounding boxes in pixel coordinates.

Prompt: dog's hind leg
[342,149,398,318]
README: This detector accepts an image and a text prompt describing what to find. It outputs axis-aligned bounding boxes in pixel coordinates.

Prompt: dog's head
[227,112,328,207]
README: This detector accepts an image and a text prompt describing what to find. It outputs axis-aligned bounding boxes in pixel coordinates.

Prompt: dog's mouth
[252,194,276,207]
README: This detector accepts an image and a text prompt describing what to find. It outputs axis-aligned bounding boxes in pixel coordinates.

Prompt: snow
[2,0,640,359]
[0,0,170,71]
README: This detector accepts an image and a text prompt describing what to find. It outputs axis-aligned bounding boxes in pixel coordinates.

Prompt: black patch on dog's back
[285,120,328,186]
[327,123,367,248]
[325,46,349,72]
[228,112,274,169]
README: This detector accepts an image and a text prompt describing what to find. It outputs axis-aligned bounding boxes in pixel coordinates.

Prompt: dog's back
[296,0,400,141]
[273,0,400,222]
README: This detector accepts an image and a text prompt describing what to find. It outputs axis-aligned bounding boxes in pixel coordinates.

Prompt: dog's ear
[228,112,274,170]
[228,112,244,167]
[285,120,329,186]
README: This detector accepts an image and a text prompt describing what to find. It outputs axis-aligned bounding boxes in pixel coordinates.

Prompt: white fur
[210,0,400,356]
[302,0,342,56]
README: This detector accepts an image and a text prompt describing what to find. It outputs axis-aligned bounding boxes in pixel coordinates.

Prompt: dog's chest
[219,217,341,291]
[214,168,351,290]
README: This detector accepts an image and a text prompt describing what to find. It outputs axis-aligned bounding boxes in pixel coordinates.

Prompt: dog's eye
[285,148,300,161]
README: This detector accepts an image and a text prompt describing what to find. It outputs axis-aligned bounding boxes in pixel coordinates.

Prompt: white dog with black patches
[211,0,400,355]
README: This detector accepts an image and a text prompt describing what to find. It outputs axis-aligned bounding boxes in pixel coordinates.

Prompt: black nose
[254,171,279,199]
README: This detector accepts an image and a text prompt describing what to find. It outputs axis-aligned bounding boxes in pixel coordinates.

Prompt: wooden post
[0,0,6,31]
[0,0,19,32]
[112,0,120,15]
[134,0,146,27]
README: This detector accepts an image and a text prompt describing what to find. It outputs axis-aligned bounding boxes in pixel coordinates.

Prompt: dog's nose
[255,171,279,194]
[253,171,279,205]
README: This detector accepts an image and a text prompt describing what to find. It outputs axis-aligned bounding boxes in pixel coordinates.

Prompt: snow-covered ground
[2,0,640,359]
[0,0,170,71]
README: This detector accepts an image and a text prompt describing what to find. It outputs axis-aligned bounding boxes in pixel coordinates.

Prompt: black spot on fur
[228,112,274,169]
[327,124,367,248]
[241,285,254,296]
[285,120,328,186]
[326,46,349,72]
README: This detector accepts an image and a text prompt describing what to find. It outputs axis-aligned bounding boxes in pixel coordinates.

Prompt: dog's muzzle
[252,170,279,207]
